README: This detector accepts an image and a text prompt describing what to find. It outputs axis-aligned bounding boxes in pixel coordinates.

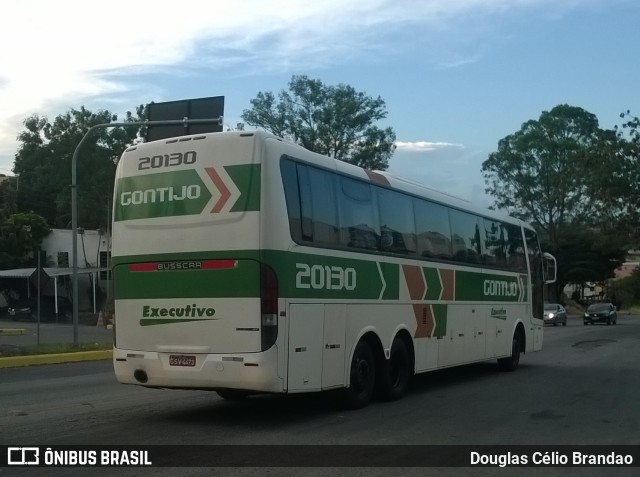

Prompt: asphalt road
[1,314,639,476]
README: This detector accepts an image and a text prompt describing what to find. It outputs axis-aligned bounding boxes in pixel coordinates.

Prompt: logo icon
[7,447,40,465]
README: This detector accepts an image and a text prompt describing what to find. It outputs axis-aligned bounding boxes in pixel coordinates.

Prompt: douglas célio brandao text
[470,451,634,467]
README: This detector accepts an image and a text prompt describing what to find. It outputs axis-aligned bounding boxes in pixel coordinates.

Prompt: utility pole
[70,117,222,346]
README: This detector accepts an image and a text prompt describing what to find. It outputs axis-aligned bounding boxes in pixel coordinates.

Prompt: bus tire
[342,340,376,410]
[216,389,250,401]
[377,337,412,401]
[498,331,522,372]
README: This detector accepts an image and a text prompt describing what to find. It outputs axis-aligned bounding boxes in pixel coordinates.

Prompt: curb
[0,350,112,369]
[0,328,26,336]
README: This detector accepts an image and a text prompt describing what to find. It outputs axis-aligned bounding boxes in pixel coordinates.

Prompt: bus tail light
[260,264,278,351]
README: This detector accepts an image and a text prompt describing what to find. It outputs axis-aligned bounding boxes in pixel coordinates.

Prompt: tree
[0,212,50,269]
[551,226,626,298]
[0,177,18,216]
[481,105,633,300]
[481,104,619,244]
[613,110,640,244]
[13,106,145,230]
[242,75,396,170]
[609,266,640,309]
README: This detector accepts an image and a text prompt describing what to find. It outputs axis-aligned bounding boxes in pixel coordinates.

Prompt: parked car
[584,302,617,325]
[7,296,72,322]
[543,303,567,326]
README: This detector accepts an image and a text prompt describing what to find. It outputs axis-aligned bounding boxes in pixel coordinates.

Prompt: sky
[1,0,638,207]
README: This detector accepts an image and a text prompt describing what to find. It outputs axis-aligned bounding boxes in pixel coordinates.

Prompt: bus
[112,130,556,408]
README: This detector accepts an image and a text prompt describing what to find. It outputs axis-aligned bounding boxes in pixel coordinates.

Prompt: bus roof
[373,170,532,231]
[244,130,532,233]
[154,130,531,233]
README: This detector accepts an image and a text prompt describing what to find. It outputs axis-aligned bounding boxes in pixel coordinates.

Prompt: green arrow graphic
[226,164,261,212]
[114,170,212,221]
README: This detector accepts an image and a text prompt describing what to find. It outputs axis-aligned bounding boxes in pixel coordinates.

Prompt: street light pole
[70,117,222,346]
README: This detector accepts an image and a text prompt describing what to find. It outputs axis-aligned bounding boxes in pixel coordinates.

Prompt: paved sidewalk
[0,318,113,368]
[0,318,113,347]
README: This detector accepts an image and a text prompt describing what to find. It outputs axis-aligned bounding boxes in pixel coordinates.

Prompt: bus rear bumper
[113,345,284,393]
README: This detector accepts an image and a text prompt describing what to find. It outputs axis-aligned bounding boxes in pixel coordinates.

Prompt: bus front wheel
[498,331,522,372]
[343,340,376,409]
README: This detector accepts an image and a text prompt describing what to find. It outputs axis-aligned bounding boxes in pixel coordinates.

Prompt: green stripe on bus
[112,250,527,302]
[456,270,524,302]
[423,267,442,300]
[380,263,400,300]
[140,318,217,326]
[114,170,212,221]
[432,304,447,338]
[114,260,260,299]
[227,164,261,212]
[265,251,385,300]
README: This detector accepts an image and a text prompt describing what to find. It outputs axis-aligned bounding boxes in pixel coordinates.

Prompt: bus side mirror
[543,252,557,284]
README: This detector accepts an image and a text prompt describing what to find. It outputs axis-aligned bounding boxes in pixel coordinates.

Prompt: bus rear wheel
[377,337,412,401]
[498,332,522,372]
[342,340,376,410]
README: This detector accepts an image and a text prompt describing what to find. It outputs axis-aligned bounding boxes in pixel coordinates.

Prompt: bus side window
[281,159,304,242]
[338,177,380,251]
[307,167,340,246]
[482,218,507,268]
[378,188,416,256]
[505,224,527,273]
[296,163,314,242]
[415,199,452,260]
[525,229,544,319]
[449,209,481,265]
[282,159,340,246]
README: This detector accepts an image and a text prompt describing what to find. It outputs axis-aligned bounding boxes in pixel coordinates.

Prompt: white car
[543,303,567,326]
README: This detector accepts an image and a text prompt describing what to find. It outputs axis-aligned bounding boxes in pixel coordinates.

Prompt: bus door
[287,303,346,392]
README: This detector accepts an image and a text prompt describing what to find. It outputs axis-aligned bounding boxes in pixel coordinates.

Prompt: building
[614,250,640,280]
[0,228,111,312]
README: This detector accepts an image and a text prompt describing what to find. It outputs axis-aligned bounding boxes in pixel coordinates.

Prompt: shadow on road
[154,361,529,431]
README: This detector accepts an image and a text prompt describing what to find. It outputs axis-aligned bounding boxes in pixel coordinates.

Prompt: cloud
[0,0,584,111]
[435,53,485,69]
[395,141,464,152]
[388,140,493,204]
[0,0,601,171]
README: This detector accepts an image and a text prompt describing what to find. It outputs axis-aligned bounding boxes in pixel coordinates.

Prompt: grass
[0,342,112,358]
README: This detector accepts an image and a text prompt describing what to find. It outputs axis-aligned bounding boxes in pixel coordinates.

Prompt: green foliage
[547,226,626,286]
[618,110,640,145]
[0,212,50,268]
[0,177,18,215]
[482,104,637,300]
[13,106,145,229]
[242,75,396,170]
[608,267,640,309]
[481,105,618,243]
[612,111,640,244]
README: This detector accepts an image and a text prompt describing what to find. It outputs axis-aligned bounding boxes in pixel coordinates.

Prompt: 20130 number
[138,151,197,170]
[295,264,356,291]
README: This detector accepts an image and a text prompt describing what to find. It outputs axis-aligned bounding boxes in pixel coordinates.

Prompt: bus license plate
[169,355,196,367]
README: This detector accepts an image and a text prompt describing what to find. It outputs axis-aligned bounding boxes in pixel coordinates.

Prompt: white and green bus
[112,130,556,408]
